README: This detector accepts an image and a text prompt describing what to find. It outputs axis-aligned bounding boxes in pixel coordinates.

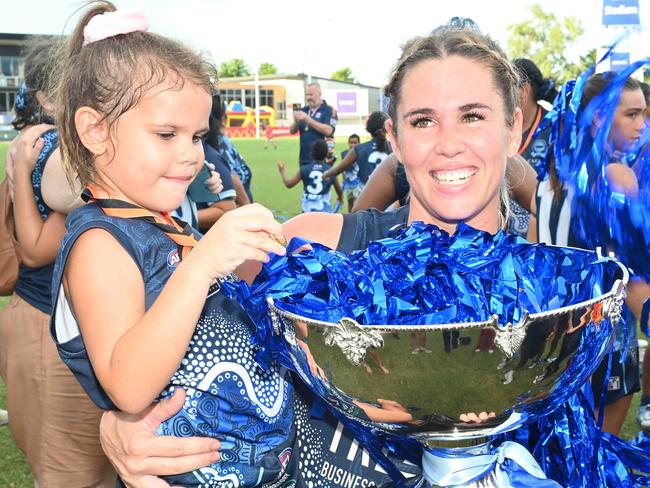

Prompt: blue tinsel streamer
[221,222,643,487]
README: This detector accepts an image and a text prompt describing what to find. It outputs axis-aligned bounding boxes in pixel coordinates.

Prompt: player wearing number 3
[277,139,343,213]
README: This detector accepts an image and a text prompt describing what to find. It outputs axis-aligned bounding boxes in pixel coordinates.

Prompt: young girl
[50,4,294,487]
[277,139,343,213]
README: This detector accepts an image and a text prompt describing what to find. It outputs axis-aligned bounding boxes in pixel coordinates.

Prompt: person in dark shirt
[289,83,338,165]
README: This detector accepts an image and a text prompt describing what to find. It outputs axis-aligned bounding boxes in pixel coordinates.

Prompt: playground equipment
[225,101,275,137]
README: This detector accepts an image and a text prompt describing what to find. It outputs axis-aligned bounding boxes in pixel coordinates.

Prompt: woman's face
[608,87,646,153]
[387,56,522,234]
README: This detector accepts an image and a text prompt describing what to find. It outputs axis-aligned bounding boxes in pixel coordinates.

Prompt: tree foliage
[219,58,251,78]
[258,62,278,75]
[330,67,357,83]
[507,3,593,84]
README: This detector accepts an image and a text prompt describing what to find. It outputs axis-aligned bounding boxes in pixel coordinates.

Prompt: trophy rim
[266,253,628,332]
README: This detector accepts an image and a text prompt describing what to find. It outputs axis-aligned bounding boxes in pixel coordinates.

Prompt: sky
[2,0,649,86]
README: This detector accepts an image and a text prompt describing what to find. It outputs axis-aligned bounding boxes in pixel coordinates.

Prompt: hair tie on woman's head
[83,9,149,46]
[15,83,29,110]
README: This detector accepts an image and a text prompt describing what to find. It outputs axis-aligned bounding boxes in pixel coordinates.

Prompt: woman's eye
[463,112,484,123]
[193,134,206,144]
[158,132,175,140]
[412,118,433,129]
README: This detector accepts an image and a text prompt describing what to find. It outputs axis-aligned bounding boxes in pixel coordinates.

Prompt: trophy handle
[493,314,527,359]
[322,317,385,366]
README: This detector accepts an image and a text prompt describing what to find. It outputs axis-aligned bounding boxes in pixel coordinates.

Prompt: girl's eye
[193,134,206,144]
[158,132,175,140]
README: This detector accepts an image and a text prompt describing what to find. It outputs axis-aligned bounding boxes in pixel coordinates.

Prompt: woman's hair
[581,71,641,110]
[513,58,558,104]
[311,139,328,161]
[57,1,214,187]
[365,111,389,153]
[385,28,520,131]
[12,37,60,130]
[205,94,225,149]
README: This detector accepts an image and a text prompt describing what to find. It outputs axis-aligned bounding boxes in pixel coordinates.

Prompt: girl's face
[387,56,521,234]
[609,87,646,153]
[96,80,211,213]
[348,138,360,150]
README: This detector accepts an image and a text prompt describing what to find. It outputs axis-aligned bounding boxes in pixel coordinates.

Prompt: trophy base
[427,471,499,488]
[421,439,549,488]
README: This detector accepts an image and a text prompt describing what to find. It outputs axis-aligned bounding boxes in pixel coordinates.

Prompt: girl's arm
[276,161,301,188]
[332,176,344,204]
[323,147,356,179]
[66,204,286,414]
[352,156,398,212]
[12,125,67,267]
[231,173,251,206]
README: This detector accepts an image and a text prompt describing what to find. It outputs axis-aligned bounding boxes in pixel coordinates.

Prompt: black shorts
[591,348,640,406]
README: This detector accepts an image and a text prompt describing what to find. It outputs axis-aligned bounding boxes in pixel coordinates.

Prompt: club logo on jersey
[167,249,180,268]
[278,447,293,472]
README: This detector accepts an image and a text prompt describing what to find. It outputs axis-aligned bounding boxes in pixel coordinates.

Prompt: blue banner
[602,0,640,26]
[610,52,631,70]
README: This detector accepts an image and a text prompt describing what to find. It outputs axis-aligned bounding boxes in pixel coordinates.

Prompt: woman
[0,39,113,485]
[98,26,528,487]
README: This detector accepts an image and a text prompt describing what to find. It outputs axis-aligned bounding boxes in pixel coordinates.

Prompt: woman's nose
[434,123,466,158]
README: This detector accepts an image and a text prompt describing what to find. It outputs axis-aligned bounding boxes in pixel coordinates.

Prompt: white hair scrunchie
[83,9,150,46]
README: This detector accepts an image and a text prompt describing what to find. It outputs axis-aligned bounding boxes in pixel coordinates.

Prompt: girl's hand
[277,161,285,173]
[14,124,53,174]
[100,389,220,487]
[192,203,286,281]
[205,163,223,195]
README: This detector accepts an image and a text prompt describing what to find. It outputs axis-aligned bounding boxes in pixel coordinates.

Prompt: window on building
[0,56,22,77]
[244,89,273,108]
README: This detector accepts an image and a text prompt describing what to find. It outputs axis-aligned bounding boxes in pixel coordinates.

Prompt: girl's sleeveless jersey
[50,203,296,487]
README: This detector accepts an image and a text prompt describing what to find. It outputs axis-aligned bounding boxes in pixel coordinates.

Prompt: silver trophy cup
[266,254,628,487]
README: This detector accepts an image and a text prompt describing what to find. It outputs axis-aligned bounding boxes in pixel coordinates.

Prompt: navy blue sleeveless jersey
[300,160,335,197]
[14,128,58,314]
[50,203,296,487]
[297,102,337,165]
[354,140,392,185]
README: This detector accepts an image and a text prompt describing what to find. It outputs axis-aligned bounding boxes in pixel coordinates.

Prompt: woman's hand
[14,124,54,174]
[276,161,286,173]
[191,203,286,281]
[100,389,220,488]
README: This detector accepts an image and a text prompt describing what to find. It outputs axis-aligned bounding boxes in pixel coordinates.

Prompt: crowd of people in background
[2,3,650,487]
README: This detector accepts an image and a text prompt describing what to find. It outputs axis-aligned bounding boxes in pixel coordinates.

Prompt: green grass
[0,137,646,485]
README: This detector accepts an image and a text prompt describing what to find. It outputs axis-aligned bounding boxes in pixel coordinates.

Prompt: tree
[258,62,278,75]
[507,4,592,84]
[219,58,251,78]
[331,68,356,83]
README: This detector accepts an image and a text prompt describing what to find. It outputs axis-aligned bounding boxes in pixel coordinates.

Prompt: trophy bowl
[266,254,628,443]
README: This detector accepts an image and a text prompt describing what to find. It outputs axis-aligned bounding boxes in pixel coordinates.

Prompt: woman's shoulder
[283,212,344,249]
